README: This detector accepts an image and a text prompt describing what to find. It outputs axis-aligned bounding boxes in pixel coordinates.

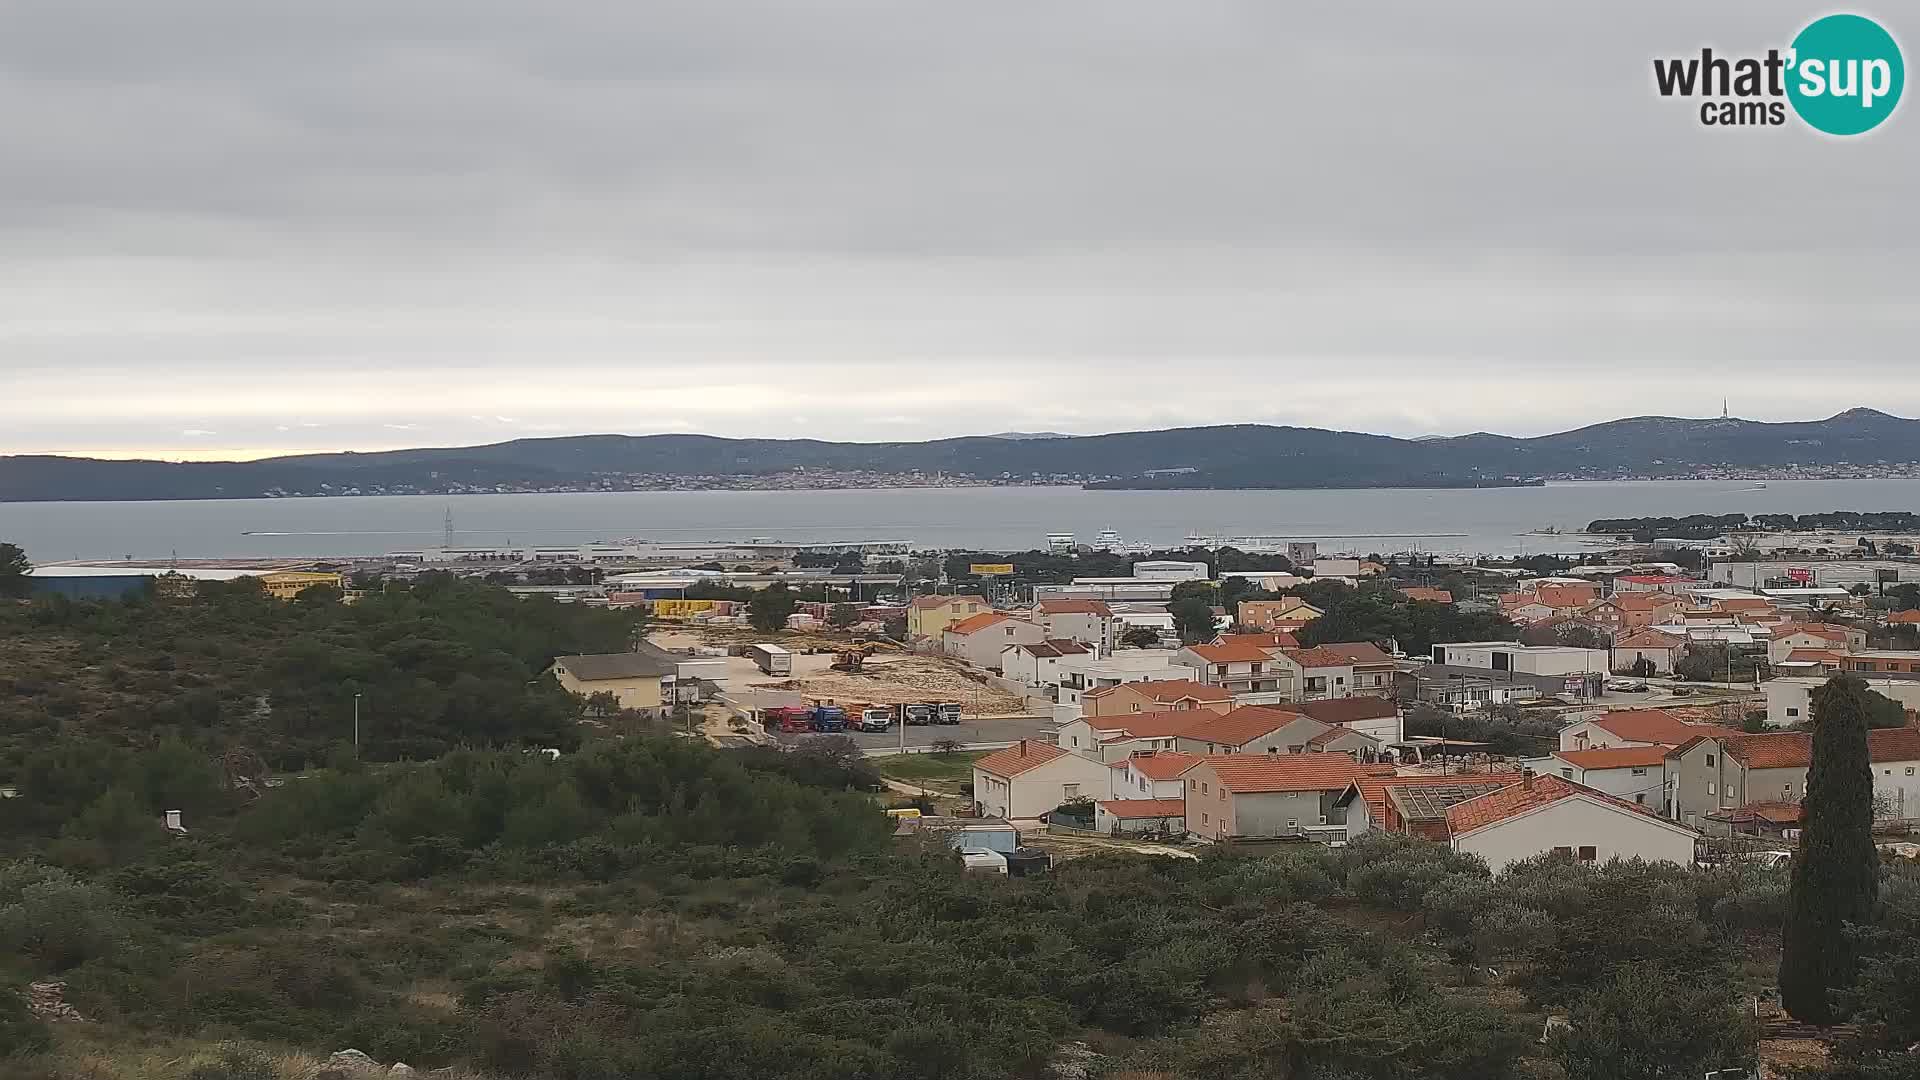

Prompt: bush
[0,862,124,970]
[0,984,51,1058]
[186,1043,277,1080]
[1553,962,1758,1080]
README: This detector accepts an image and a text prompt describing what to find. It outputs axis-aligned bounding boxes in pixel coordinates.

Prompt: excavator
[831,638,902,673]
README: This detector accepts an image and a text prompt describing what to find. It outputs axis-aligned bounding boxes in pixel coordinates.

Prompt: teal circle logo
[1787,14,1904,135]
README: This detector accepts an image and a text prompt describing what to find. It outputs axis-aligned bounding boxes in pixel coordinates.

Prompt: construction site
[649,627,1031,717]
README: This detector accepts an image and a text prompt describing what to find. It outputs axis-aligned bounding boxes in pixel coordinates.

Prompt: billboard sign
[969,563,1015,576]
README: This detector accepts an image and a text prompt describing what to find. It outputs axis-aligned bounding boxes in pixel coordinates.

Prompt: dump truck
[937,702,963,725]
[809,704,849,733]
[904,703,935,726]
[763,706,814,733]
[857,706,894,732]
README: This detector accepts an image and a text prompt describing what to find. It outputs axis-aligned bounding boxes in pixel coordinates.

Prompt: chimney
[1520,769,1534,790]
[1019,740,1027,757]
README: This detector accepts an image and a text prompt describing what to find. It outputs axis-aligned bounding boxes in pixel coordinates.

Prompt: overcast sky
[2,2,1915,459]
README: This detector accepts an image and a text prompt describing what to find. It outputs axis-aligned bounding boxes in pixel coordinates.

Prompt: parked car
[1605,679,1648,693]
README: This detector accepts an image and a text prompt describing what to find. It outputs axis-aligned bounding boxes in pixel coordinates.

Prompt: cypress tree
[1778,675,1881,1024]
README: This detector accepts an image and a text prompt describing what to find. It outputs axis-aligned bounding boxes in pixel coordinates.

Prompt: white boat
[1092,528,1123,550]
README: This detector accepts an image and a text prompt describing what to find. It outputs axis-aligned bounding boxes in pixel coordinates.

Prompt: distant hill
[4,409,1919,501]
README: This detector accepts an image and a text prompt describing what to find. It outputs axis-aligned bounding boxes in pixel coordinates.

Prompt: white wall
[974,755,1117,819]
[1453,795,1697,874]
[946,619,1045,669]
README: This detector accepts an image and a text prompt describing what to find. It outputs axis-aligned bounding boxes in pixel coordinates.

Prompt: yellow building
[550,649,679,717]
[906,593,990,639]
[259,571,344,600]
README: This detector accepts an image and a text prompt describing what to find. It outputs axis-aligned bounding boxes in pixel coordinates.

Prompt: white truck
[744,643,792,676]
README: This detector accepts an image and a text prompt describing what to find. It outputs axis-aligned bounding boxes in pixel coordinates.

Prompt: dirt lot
[762,655,1026,715]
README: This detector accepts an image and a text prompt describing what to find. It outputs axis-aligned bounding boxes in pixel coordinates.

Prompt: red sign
[1787,567,1813,584]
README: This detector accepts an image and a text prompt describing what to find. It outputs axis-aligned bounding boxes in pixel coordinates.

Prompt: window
[1707,782,1716,795]
[1190,779,1198,791]
[1787,707,1800,717]
[1631,768,1647,776]
[1727,785,1737,799]
[1635,794,1646,805]
[1784,784,1792,795]
[1287,819,1298,829]
[1268,747,1279,754]
[1064,784,1079,798]
[1553,845,1573,856]
[1705,754,1716,767]
[1218,789,1225,801]
[1560,768,1573,779]
[1578,846,1598,862]
[1908,768,1916,776]
[1071,736,1079,747]
[1201,812,1209,825]
[1201,782,1209,794]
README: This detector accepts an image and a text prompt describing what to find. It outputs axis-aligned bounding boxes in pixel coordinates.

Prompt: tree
[1780,675,1883,1024]
[1553,963,1758,1080]
[1171,597,1216,645]
[826,603,859,629]
[0,542,29,599]
[1120,626,1161,649]
[1629,656,1657,678]
[747,582,797,633]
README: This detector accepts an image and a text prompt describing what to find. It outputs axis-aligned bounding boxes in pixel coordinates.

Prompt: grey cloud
[0,1,1915,457]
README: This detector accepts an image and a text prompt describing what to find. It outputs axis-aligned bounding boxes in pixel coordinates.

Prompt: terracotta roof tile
[1444,774,1676,835]
[1181,706,1310,748]
[1086,679,1232,703]
[1087,710,1217,739]
[1587,709,1739,746]
[945,612,1009,635]
[1287,646,1358,668]
[1216,631,1302,650]
[1553,746,1671,770]
[1013,639,1090,658]
[1096,798,1188,819]
[1037,599,1114,616]
[973,740,1069,778]
[1398,587,1454,604]
[1295,696,1399,725]
[1313,642,1395,665]
[1187,642,1279,663]
[1887,610,1920,624]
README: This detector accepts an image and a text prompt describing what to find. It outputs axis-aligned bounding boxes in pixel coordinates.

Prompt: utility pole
[353,692,362,752]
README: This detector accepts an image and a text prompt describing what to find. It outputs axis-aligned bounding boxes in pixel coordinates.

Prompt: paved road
[775,714,1055,753]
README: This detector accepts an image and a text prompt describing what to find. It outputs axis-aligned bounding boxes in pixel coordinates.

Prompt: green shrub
[0,984,51,1058]
[0,862,124,970]
[186,1042,277,1080]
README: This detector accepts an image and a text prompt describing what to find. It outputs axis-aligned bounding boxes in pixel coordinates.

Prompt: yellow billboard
[969,563,1014,576]
[651,598,718,617]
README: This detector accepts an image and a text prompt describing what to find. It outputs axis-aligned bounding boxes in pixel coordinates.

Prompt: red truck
[763,706,814,733]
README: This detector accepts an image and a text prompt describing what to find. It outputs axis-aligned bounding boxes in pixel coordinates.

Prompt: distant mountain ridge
[3,409,1918,501]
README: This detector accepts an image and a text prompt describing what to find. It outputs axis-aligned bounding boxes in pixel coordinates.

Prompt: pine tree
[1778,674,1881,1024]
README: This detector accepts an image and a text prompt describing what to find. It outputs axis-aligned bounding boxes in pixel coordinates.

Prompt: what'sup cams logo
[1654,13,1903,134]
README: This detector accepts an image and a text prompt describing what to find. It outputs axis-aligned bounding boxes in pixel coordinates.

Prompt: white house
[971,740,1117,819]
[1033,599,1117,651]
[1054,651,1199,711]
[999,639,1090,688]
[1444,774,1701,873]
[1557,709,1736,752]
[1526,746,1669,808]
[1431,642,1609,677]
[1107,750,1203,799]
[1293,696,1405,744]
[1766,676,1920,729]
[1611,629,1686,676]
[1176,641,1296,699]
[1056,710,1205,762]
[942,613,1045,671]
